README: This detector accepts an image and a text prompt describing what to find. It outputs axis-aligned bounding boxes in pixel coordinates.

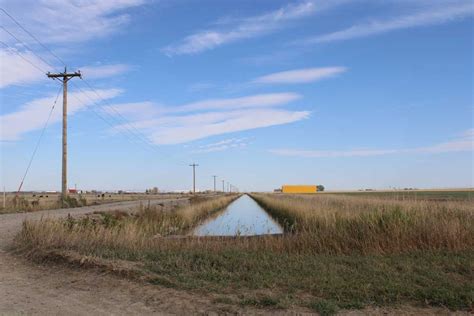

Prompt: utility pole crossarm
[46,71,81,79]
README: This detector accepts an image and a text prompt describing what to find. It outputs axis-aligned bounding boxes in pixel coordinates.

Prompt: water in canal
[193,194,283,236]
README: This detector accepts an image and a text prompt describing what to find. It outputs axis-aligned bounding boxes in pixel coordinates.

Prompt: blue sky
[0,0,473,192]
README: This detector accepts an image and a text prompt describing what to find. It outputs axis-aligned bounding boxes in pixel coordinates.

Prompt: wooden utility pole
[47,68,81,204]
[212,175,217,192]
[189,163,199,194]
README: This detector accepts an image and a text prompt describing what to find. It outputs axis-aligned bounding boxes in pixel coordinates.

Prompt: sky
[0,0,473,192]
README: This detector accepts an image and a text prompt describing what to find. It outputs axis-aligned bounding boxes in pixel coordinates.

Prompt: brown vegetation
[13,192,474,312]
[250,193,474,254]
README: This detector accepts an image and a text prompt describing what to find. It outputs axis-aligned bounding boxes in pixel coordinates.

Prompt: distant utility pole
[212,175,217,192]
[47,68,81,204]
[189,163,199,194]
[222,180,225,193]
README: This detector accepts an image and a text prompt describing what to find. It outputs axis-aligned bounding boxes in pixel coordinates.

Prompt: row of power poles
[189,163,238,194]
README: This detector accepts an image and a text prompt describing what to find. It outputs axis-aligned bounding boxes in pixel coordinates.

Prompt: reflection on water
[193,194,283,236]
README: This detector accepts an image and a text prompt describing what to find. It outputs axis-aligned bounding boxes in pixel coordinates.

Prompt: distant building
[282,185,318,194]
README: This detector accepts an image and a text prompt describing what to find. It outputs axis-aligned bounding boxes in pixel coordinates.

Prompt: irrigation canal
[193,194,283,236]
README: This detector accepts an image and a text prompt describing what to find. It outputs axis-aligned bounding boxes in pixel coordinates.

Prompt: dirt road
[0,198,237,315]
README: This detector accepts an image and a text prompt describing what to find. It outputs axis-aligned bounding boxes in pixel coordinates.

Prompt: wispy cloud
[148,109,309,145]
[162,1,321,56]
[270,130,474,158]
[307,1,474,44]
[175,92,301,113]
[1,0,147,44]
[0,48,51,88]
[79,64,133,79]
[192,137,249,153]
[110,92,309,144]
[253,67,347,84]
[1,88,122,141]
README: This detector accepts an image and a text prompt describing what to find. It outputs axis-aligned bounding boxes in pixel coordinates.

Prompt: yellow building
[282,185,318,194]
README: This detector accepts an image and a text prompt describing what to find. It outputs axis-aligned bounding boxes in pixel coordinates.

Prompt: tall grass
[15,194,240,257]
[13,192,474,311]
[250,193,474,254]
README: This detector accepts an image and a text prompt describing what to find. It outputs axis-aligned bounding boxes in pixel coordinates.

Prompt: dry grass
[251,193,474,254]
[0,192,188,214]
[13,192,474,312]
[15,194,241,256]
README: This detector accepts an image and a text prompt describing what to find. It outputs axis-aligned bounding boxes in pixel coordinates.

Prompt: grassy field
[14,191,474,314]
[0,192,191,214]
[328,189,473,201]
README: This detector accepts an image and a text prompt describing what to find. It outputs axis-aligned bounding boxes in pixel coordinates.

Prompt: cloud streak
[79,64,133,79]
[162,1,318,55]
[253,67,347,84]
[1,0,147,44]
[1,88,122,141]
[111,92,309,144]
[270,130,474,158]
[0,48,51,88]
[308,1,474,44]
[193,137,249,153]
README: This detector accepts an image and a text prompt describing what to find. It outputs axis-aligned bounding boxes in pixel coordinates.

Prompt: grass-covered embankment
[250,193,473,253]
[14,192,474,313]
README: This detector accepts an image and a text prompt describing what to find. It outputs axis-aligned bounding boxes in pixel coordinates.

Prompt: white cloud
[162,1,319,55]
[253,67,347,84]
[193,137,249,153]
[0,88,122,141]
[110,92,309,144]
[0,0,147,44]
[79,64,133,79]
[308,1,474,44]
[148,109,309,145]
[0,48,51,88]
[270,130,474,158]
[176,92,301,113]
[115,98,310,144]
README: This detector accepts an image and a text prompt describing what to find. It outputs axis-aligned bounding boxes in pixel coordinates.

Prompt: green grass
[93,247,473,311]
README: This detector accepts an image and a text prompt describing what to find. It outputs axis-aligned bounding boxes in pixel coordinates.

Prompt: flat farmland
[12,191,474,314]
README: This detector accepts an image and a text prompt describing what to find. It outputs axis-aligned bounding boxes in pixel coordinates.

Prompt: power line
[0,15,156,151]
[0,11,181,159]
[69,81,159,152]
[0,7,66,66]
[0,25,54,69]
[17,84,63,193]
[79,79,157,149]
[67,90,152,152]
[0,40,49,74]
